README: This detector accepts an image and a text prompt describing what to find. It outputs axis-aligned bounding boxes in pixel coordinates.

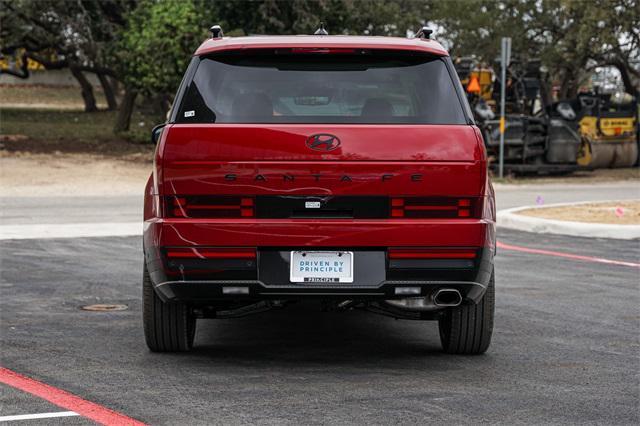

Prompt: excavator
[455,57,639,174]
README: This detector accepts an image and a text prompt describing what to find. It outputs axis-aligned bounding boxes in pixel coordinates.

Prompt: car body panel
[143,36,495,307]
[195,35,449,57]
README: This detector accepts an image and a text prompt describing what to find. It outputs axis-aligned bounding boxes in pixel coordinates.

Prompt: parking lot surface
[1,229,639,424]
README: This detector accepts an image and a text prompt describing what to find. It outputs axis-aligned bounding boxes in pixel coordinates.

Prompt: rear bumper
[153,279,488,303]
[143,218,495,305]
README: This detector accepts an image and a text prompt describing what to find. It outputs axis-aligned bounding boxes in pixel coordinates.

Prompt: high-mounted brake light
[166,196,255,218]
[390,197,479,219]
[290,47,357,54]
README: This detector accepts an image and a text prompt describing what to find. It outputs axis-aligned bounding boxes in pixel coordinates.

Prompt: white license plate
[290,251,353,283]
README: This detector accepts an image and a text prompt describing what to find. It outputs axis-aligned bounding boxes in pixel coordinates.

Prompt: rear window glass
[176,49,467,124]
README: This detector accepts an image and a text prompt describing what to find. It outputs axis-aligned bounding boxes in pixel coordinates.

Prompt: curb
[497,200,640,240]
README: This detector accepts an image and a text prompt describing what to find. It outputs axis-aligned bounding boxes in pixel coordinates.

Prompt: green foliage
[3,0,637,116]
[117,0,206,96]
[433,0,639,95]
[214,0,429,36]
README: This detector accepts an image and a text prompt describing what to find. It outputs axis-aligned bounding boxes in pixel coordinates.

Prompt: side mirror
[151,124,166,145]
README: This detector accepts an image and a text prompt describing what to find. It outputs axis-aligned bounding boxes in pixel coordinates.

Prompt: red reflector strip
[388,249,477,259]
[167,248,256,259]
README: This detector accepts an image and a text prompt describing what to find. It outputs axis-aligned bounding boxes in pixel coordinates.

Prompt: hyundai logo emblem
[305,134,341,152]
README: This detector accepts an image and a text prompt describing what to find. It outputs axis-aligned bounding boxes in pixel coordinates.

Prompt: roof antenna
[314,22,329,36]
[415,27,433,40]
[209,25,224,39]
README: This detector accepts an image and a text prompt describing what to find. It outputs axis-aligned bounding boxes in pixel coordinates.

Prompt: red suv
[143,27,496,354]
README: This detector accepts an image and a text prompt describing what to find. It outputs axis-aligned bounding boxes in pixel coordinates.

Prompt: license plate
[290,251,353,283]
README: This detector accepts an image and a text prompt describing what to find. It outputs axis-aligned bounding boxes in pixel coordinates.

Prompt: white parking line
[0,411,79,421]
[0,223,141,240]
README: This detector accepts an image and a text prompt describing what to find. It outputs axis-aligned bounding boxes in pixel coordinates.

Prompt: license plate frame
[289,251,354,283]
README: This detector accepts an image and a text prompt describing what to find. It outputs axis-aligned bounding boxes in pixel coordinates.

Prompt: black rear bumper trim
[153,280,486,304]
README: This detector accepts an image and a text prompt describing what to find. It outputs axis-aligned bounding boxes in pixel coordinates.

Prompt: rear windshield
[175,49,467,124]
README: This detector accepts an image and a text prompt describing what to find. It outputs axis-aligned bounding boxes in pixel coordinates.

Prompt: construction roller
[577,114,639,168]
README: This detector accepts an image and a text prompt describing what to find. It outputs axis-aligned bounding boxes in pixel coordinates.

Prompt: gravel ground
[0,154,151,197]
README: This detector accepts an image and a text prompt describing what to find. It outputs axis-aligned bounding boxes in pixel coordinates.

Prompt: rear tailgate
[160,124,485,197]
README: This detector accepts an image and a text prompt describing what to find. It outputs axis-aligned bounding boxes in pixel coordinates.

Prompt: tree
[432,0,639,98]
[0,0,133,112]
[215,0,429,36]
[114,0,206,131]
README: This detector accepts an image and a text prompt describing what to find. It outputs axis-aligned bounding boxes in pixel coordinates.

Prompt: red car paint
[143,35,495,299]
[142,33,496,354]
[145,123,494,245]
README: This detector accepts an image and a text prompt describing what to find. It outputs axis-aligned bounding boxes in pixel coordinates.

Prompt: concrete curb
[497,200,640,240]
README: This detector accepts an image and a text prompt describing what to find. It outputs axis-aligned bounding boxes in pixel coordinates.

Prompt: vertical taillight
[389,197,479,218]
[457,199,472,217]
[166,196,255,218]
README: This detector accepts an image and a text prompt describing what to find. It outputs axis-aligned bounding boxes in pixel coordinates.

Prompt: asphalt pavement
[1,229,638,424]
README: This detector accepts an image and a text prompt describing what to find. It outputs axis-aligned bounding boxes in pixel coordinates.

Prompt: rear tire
[438,269,494,354]
[143,264,196,352]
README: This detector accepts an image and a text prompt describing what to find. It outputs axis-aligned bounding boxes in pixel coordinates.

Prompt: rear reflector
[388,248,477,259]
[222,286,250,295]
[390,197,479,218]
[166,247,256,259]
[395,287,421,295]
[166,196,255,218]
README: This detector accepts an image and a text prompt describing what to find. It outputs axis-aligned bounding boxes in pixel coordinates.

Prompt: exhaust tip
[433,288,462,307]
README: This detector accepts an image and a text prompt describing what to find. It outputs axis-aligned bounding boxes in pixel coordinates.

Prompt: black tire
[143,265,196,352]
[438,269,494,354]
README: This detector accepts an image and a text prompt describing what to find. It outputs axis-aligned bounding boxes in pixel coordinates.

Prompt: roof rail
[209,25,224,39]
[415,27,433,40]
[314,22,329,36]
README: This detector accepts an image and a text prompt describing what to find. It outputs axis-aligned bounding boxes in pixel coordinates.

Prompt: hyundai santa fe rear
[143,28,496,354]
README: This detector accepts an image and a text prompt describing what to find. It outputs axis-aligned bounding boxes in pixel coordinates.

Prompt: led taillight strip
[388,248,477,259]
[166,248,256,259]
[404,206,458,211]
[167,196,255,218]
[390,197,476,218]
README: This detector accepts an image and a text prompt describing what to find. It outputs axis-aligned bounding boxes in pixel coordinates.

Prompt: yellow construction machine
[572,92,638,168]
[455,57,639,172]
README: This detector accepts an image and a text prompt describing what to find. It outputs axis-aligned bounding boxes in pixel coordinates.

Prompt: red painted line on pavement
[0,367,146,426]
[497,241,640,269]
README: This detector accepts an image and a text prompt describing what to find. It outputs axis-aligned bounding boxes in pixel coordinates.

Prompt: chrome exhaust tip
[433,288,462,307]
